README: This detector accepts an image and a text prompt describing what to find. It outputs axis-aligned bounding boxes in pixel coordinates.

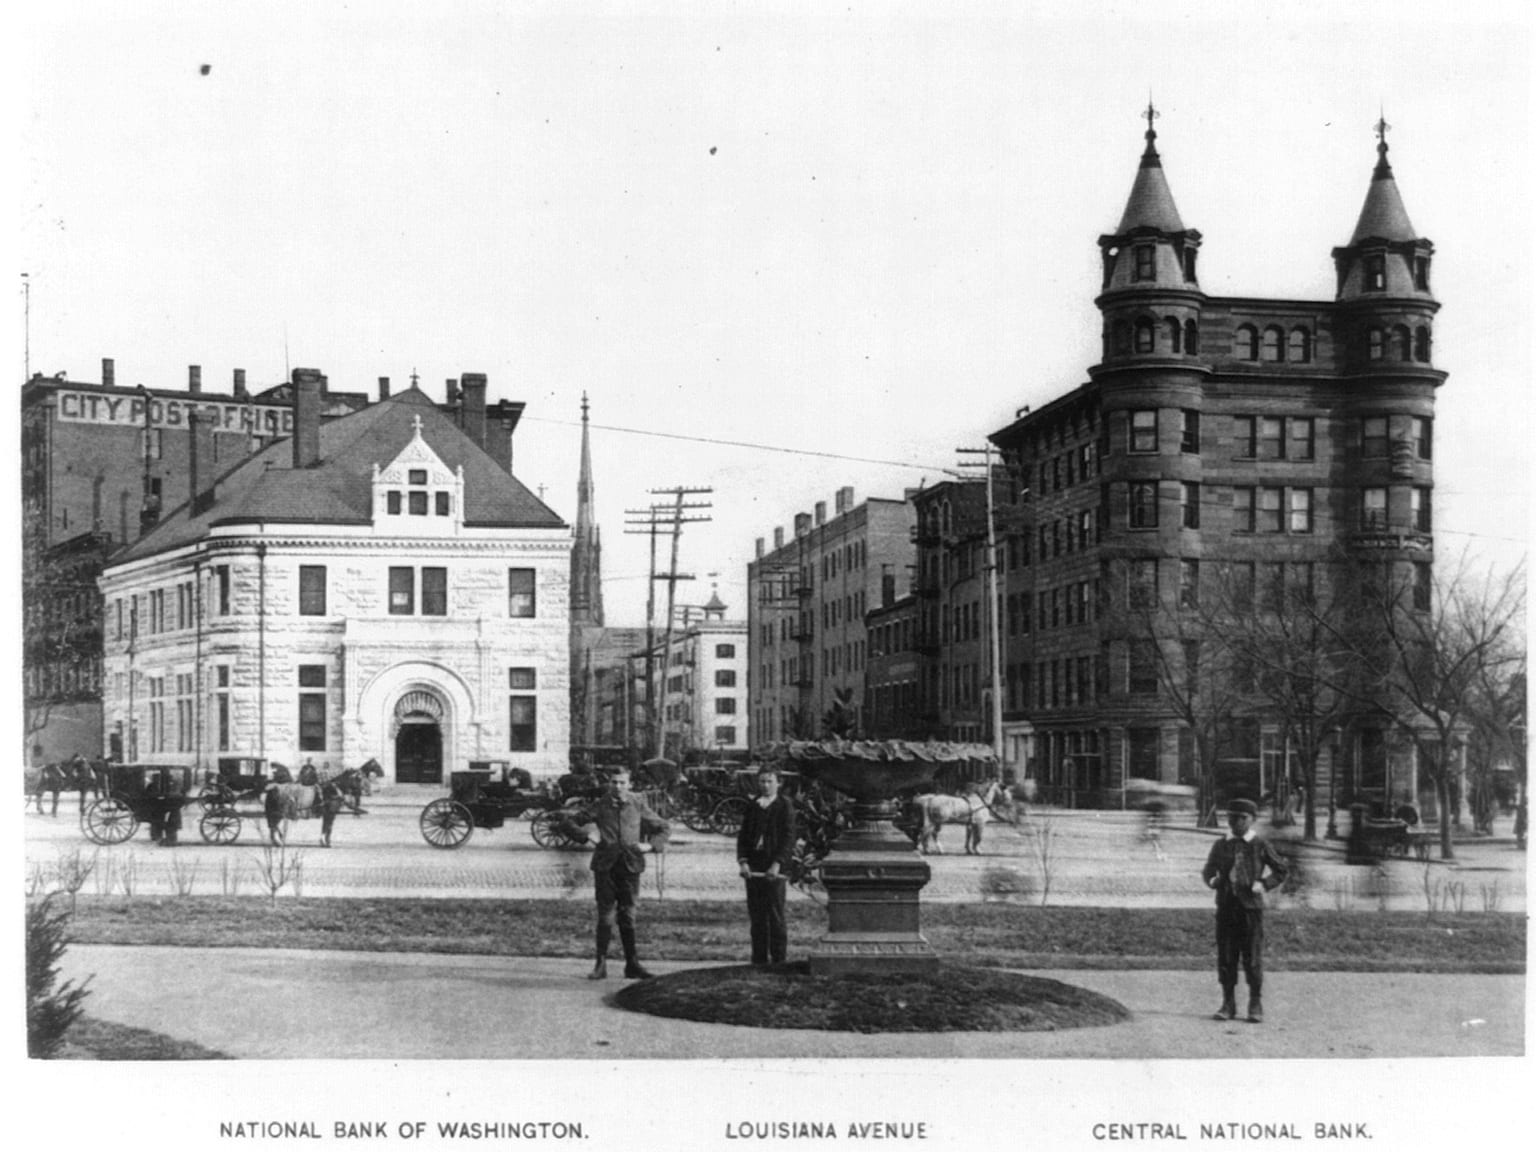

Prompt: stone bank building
[98,370,571,783]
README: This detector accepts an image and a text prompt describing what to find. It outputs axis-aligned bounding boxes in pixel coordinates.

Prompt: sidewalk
[59,943,1523,1060]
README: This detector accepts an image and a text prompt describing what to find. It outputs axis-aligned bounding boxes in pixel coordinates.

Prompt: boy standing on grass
[1201,798,1289,1023]
[586,768,670,981]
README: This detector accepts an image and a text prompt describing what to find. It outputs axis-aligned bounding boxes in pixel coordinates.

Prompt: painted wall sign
[54,390,295,436]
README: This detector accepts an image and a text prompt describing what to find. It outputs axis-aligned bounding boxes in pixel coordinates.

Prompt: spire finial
[581,391,590,422]
[1138,95,1162,167]
[409,367,419,389]
[1372,109,1393,178]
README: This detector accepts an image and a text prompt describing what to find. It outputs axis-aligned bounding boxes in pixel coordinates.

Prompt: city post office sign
[55,389,295,437]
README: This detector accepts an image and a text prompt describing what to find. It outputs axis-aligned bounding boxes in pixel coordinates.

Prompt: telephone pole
[625,487,712,760]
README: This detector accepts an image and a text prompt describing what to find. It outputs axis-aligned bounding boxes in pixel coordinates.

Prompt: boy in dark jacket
[1201,797,1289,1023]
[736,766,797,965]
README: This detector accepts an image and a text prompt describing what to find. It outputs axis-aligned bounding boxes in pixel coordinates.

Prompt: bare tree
[21,509,106,756]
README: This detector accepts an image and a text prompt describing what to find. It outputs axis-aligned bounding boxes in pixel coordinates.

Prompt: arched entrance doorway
[393,689,445,784]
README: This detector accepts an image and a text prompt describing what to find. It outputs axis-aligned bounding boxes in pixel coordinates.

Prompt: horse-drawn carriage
[81,763,203,846]
[418,760,582,849]
[197,758,366,846]
[673,765,759,835]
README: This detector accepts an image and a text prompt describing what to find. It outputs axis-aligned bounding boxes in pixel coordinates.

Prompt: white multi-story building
[98,369,572,784]
[655,593,749,761]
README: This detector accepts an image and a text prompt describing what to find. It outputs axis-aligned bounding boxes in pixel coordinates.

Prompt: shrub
[26,894,92,1058]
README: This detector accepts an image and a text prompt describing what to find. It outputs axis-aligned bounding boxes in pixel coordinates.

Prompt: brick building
[747,488,914,744]
[97,371,571,782]
[863,593,925,741]
[989,112,1441,807]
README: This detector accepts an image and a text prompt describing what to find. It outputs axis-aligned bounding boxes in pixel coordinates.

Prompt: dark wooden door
[395,723,442,784]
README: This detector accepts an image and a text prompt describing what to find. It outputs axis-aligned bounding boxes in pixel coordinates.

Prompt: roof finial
[409,367,420,389]
[1139,95,1162,167]
[1373,108,1393,177]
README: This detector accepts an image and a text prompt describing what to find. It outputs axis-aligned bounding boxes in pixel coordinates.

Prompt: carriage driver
[586,768,670,981]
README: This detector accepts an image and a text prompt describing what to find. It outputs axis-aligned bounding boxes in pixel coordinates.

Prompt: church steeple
[570,393,604,627]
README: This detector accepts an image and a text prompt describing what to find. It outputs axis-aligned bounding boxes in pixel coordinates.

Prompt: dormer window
[1183,248,1198,281]
[1133,245,1156,281]
[372,414,464,533]
[1365,254,1386,291]
[1413,256,1430,290]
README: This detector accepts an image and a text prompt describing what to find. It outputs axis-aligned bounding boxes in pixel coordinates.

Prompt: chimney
[755,537,764,559]
[291,367,324,468]
[188,364,202,394]
[460,372,487,448]
[378,376,391,401]
[774,526,785,550]
[446,377,459,407]
[233,369,247,398]
[189,410,216,512]
[836,485,855,514]
[102,358,115,388]
[814,501,827,526]
[794,513,811,537]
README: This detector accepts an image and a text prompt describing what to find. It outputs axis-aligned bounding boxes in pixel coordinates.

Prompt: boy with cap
[1200,797,1289,1023]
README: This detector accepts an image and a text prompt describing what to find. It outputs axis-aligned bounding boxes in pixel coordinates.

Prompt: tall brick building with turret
[990,109,1442,807]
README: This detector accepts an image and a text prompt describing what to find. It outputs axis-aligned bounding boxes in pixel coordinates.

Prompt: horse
[25,762,67,816]
[911,780,1015,856]
[357,757,384,795]
[263,767,361,847]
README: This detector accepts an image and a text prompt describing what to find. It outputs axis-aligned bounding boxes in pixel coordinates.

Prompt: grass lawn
[60,896,1526,973]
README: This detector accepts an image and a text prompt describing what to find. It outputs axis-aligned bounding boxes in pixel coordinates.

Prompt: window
[1130,410,1158,453]
[214,565,231,615]
[1260,326,1284,362]
[1134,245,1155,281]
[1259,417,1284,459]
[1183,248,1198,281]
[1365,254,1386,291]
[1257,487,1283,533]
[387,491,402,515]
[1129,559,1158,610]
[1287,562,1315,606]
[715,697,737,715]
[1392,325,1412,361]
[1134,318,1155,353]
[1368,328,1385,360]
[1288,417,1315,460]
[1236,325,1258,360]
[715,669,737,688]
[1412,487,1432,532]
[1183,641,1201,694]
[1230,562,1255,614]
[715,726,737,744]
[1180,410,1200,454]
[388,567,415,615]
[1288,488,1314,533]
[1233,487,1255,533]
[435,492,451,516]
[1361,487,1388,530]
[509,696,537,751]
[298,665,327,751]
[1179,559,1200,608]
[1166,317,1183,353]
[1129,482,1159,529]
[1078,508,1095,546]
[1413,563,1432,611]
[1128,728,1160,778]
[299,565,327,616]
[421,567,447,616]
[715,643,736,658]
[1184,319,1199,354]
[1288,327,1312,363]
[1362,416,1389,457]
[1234,416,1256,458]
[1414,256,1430,290]
[1180,482,1200,529]
[215,665,230,751]
[1413,417,1432,460]
[408,490,429,515]
[508,569,536,617]
[1129,642,1159,696]
[1414,326,1431,362]
[509,667,536,690]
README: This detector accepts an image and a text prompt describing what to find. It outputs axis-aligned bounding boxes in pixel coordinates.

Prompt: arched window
[1113,320,1131,355]
[1392,325,1412,361]
[1414,326,1432,362]
[1367,328,1385,361]
[1235,325,1258,360]
[1184,319,1199,354]
[1260,326,1284,362]
[1288,327,1312,363]
[1165,318,1183,354]
[1133,317,1155,354]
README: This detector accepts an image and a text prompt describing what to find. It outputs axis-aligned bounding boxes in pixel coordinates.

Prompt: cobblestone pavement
[25,786,1528,911]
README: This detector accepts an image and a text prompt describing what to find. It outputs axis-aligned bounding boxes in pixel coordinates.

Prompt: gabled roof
[114,387,563,563]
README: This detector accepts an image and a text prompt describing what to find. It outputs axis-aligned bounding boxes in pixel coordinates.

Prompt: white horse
[912,780,1015,855]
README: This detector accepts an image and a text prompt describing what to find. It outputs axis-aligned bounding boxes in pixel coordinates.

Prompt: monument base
[808,844,938,975]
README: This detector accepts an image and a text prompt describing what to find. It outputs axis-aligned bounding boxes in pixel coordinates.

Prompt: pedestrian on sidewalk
[586,767,670,981]
[1201,797,1288,1023]
[737,765,797,966]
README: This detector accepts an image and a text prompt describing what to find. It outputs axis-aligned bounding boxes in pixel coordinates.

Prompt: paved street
[25,784,1529,911]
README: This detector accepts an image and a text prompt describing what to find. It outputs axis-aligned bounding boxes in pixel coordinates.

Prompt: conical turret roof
[1116,105,1186,234]
[1348,125,1417,243]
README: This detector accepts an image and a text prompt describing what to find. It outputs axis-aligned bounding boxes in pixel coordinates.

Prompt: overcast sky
[17,2,1531,626]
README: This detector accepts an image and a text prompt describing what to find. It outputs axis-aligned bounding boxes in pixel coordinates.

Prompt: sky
[15,1,1532,628]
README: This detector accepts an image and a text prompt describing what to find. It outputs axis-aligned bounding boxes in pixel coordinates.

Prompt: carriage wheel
[83,797,138,845]
[529,810,562,848]
[680,790,715,833]
[419,799,474,849]
[710,795,750,836]
[197,784,229,813]
[198,808,242,845]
